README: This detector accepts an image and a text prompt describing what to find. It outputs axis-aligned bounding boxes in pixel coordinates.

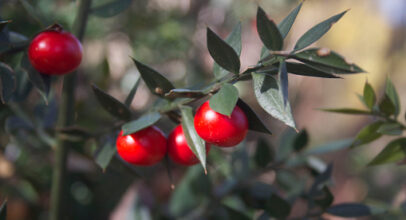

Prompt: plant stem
[49,0,92,219]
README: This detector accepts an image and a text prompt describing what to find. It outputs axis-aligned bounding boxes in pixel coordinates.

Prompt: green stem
[49,0,92,219]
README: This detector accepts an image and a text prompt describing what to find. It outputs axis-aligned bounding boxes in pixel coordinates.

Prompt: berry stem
[49,0,92,219]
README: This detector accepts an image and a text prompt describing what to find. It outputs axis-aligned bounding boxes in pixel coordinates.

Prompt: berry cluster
[116,101,248,166]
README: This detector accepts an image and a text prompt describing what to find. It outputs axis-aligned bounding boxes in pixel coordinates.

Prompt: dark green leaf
[19,0,50,26]
[352,121,384,148]
[209,83,239,116]
[165,88,206,99]
[0,62,15,103]
[321,108,372,115]
[385,78,400,116]
[180,106,207,171]
[0,200,6,220]
[260,46,269,60]
[95,142,116,171]
[256,7,283,51]
[122,112,161,135]
[304,139,353,155]
[21,54,50,103]
[0,20,11,32]
[326,203,372,217]
[377,123,403,136]
[124,76,140,107]
[236,99,272,134]
[363,82,376,109]
[368,138,406,166]
[221,205,251,220]
[314,186,334,210]
[265,194,291,218]
[252,72,296,128]
[132,58,175,97]
[91,0,132,18]
[293,48,364,73]
[279,60,288,106]
[379,95,396,116]
[294,129,308,152]
[309,164,332,196]
[277,128,297,161]
[213,23,242,79]
[285,62,341,78]
[207,28,240,74]
[401,201,406,215]
[91,84,132,120]
[294,11,347,51]
[255,138,274,168]
[57,126,93,141]
[278,3,302,38]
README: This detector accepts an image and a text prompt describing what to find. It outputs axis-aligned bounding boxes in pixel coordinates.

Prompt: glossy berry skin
[28,30,83,75]
[194,101,248,147]
[116,126,167,166]
[168,125,211,166]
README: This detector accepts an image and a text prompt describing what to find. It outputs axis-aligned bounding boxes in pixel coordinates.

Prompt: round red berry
[116,126,167,166]
[168,125,211,166]
[28,29,83,75]
[194,101,248,147]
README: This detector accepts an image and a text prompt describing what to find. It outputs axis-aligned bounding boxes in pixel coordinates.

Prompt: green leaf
[314,186,334,210]
[285,62,341,78]
[0,62,15,103]
[209,83,239,116]
[95,142,116,171]
[379,95,396,116]
[165,88,206,99]
[124,76,140,107]
[363,82,376,109]
[180,106,207,171]
[56,126,93,141]
[278,2,303,39]
[0,20,11,32]
[213,23,242,79]
[304,139,353,155]
[207,28,241,74]
[256,7,283,51]
[309,164,332,196]
[377,123,403,136]
[293,48,364,73]
[352,121,384,148]
[132,58,175,97]
[279,60,288,106]
[294,129,308,152]
[91,84,132,120]
[20,54,51,103]
[321,108,372,115]
[19,0,50,26]
[236,99,272,134]
[265,194,291,218]
[368,138,406,166]
[221,205,251,220]
[0,200,6,220]
[91,0,132,18]
[122,112,161,135]
[255,138,274,168]
[252,72,296,129]
[260,46,269,60]
[385,78,400,116]
[294,11,347,51]
[327,203,372,217]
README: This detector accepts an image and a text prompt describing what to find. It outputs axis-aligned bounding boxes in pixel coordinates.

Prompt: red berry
[116,126,167,166]
[194,101,248,147]
[28,29,83,75]
[168,125,211,166]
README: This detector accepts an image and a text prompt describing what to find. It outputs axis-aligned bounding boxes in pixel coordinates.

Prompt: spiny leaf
[294,11,348,51]
[91,84,132,120]
[368,138,406,166]
[132,58,175,97]
[207,27,241,74]
[256,7,283,51]
[252,72,296,129]
[352,121,384,148]
[209,83,239,116]
[284,62,340,78]
[278,2,303,38]
[385,77,400,117]
[293,48,364,74]
[236,99,272,134]
[363,81,376,109]
[321,108,372,115]
[91,0,132,18]
[180,106,207,171]
[213,23,242,79]
[122,112,161,135]
[124,76,140,107]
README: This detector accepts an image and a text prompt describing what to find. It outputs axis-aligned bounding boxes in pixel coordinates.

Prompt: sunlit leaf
[122,112,161,135]
[321,108,372,115]
[257,7,283,51]
[352,121,384,148]
[294,11,347,51]
[209,83,239,116]
[377,123,403,136]
[385,77,400,117]
[368,138,406,166]
[363,81,376,109]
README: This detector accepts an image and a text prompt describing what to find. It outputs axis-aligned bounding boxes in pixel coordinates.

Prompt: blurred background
[1,0,406,219]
